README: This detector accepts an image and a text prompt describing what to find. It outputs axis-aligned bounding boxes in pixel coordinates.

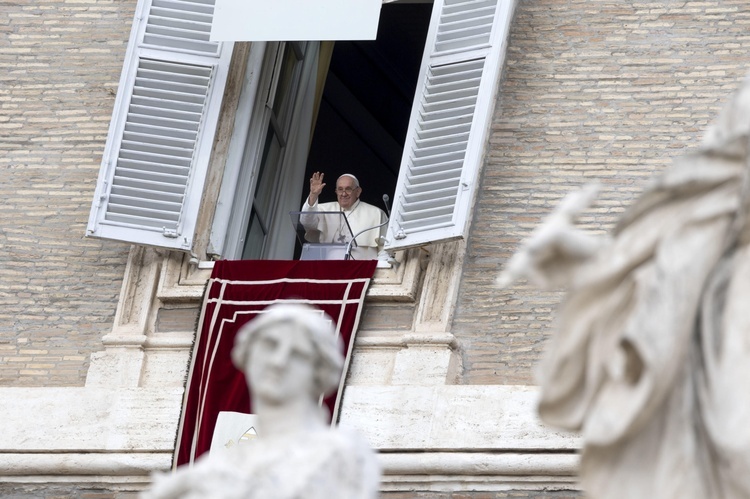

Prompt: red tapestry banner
[174,259,377,467]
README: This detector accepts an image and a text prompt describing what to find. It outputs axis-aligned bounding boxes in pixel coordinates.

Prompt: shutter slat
[135,77,210,96]
[147,15,212,35]
[437,23,492,44]
[127,112,201,132]
[132,87,206,105]
[118,150,191,169]
[407,167,463,187]
[120,139,193,158]
[419,105,475,125]
[152,0,214,16]
[405,180,461,197]
[111,185,184,203]
[105,211,179,229]
[106,202,180,222]
[425,80,479,96]
[411,150,466,168]
[122,130,195,149]
[401,205,455,224]
[143,34,218,53]
[417,121,472,140]
[138,67,210,86]
[109,193,183,214]
[151,7,212,23]
[124,122,199,141]
[113,176,187,195]
[114,167,188,185]
[439,13,494,33]
[140,58,212,76]
[442,7,495,24]
[412,138,470,160]
[129,105,202,124]
[146,24,210,43]
[131,96,203,115]
[409,160,464,178]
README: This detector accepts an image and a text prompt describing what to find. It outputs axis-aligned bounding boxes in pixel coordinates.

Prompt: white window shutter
[384,0,514,251]
[87,0,233,251]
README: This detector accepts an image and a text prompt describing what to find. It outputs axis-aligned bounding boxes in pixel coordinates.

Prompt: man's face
[335,176,361,210]
[248,323,317,406]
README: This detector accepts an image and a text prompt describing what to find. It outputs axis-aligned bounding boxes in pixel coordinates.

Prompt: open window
[87,0,514,258]
[211,2,435,260]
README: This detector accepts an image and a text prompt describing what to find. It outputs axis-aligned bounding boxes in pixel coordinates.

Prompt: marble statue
[498,74,750,498]
[142,303,380,499]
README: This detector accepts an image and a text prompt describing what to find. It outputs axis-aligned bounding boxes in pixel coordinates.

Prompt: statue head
[231,304,344,406]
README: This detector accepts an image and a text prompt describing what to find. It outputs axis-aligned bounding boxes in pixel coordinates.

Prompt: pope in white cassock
[300,172,387,260]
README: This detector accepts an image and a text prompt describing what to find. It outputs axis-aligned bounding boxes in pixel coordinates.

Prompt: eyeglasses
[335,187,358,194]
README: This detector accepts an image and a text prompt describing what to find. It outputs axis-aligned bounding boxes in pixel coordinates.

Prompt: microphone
[382,194,391,218]
[344,194,393,260]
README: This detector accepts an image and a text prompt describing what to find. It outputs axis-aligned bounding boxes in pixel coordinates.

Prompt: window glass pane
[241,126,282,258]
[242,209,266,260]
[272,43,302,130]
[254,128,283,219]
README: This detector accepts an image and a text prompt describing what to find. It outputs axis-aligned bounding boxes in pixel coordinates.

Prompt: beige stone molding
[414,240,466,333]
[0,453,169,478]
[104,245,164,343]
[0,451,579,493]
[356,332,457,348]
[155,247,426,304]
[366,247,425,302]
[379,451,579,492]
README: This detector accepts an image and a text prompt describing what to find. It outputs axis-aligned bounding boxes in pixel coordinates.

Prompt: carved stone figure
[498,75,750,498]
[142,303,380,499]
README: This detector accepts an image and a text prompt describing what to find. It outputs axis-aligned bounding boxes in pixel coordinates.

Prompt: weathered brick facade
[4,0,747,391]
[454,0,750,385]
[1,0,748,495]
[1,0,136,386]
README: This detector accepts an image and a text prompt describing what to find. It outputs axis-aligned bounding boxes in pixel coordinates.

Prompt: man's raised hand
[308,172,326,205]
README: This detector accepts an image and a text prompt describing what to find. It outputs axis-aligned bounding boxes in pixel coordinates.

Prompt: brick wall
[455,0,750,384]
[0,0,135,386]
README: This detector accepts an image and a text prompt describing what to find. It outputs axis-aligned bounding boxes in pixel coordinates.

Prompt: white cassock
[300,199,386,260]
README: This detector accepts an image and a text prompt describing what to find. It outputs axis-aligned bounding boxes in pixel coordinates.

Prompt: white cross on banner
[210,0,383,41]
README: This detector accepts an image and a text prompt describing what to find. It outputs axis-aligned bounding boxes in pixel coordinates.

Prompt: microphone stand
[344,216,389,260]
[344,194,393,261]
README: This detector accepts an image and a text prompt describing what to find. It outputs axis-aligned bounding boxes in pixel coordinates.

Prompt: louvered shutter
[384,0,514,251]
[87,0,233,251]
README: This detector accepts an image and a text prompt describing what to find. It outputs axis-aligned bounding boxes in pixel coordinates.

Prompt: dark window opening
[296,2,433,258]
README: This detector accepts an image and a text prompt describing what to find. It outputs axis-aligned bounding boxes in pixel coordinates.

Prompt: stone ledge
[0,452,170,477]
[379,451,580,492]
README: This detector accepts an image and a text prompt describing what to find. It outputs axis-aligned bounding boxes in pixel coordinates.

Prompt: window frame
[87,0,516,259]
[209,41,319,260]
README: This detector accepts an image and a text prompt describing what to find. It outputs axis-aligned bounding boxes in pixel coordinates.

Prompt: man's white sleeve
[300,199,320,230]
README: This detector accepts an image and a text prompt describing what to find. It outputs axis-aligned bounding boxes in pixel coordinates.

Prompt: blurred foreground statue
[498,75,750,498]
[142,304,380,499]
